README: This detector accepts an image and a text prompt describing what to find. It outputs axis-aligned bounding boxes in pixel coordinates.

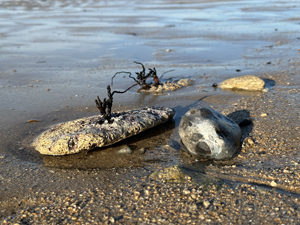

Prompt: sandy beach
[1,0,300,223]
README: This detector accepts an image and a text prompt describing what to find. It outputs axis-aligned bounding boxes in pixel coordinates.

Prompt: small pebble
[270,181,277,187]
[203,200,210,208]
[136,148,145,154]
[247,138,254,145]
[260,113,268,118]
[116,145,132,154]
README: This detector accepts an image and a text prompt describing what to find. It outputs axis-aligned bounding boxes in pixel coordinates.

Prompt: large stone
[179,107,241,160]
[219,75,265,91]
[32,107,175,156]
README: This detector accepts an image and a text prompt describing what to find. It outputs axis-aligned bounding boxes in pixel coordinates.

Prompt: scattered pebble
[136,147,146,154]
[116,145,132,154]
[247,138,254,145]
[212,83,218,88]
[203,200,210,208]
[270,181,277,187]
[260,113,268,118]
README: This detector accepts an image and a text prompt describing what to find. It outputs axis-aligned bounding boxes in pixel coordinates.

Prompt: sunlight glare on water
[0,0,299,74]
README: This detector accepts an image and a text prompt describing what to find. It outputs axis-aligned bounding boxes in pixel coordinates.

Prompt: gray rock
[179,107,241,160]
[32,107,175,156]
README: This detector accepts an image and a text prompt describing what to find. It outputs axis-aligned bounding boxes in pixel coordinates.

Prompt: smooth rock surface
[116,145,133,154]
[219,75,265,91]
[179,107,241,160]
[33,107,175,155]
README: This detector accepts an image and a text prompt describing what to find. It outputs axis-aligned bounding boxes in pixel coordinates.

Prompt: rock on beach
[179,107,241,160]
[32,107,175,156]
[146,79,194,93]
[219,75,265,91]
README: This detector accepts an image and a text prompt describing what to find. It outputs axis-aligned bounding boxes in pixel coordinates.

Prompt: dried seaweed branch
[96,61,161,123]
[111,71,132,87]
[111,61,161,89]
[95,84,138,123]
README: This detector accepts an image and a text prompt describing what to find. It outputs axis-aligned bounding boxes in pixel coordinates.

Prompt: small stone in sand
[270,181,277,187]
[203,200,210,208]
[219,75,265,91]
[150,165,191,183]
[261,113,268,118]
[116,145,133,154]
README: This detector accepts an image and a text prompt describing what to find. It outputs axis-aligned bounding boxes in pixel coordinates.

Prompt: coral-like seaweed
[96,62,161,123]
[95,84,137,123]
[112,61,160,89]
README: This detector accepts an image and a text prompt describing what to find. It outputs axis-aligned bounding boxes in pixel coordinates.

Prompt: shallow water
[0,0,299,168]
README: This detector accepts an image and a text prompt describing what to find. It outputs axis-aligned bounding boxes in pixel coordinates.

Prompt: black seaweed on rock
[111,61,160,89]
[96,62,161,123]
[95,84,137,123]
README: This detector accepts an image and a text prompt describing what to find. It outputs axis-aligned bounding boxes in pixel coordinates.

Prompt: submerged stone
[219,75,265,91]
[116,145,133,154]
[150,165,224,187]
[32,107,175,156]
[179,107,241,160]
[150,165,191,183]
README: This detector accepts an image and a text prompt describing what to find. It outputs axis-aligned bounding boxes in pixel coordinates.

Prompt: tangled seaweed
[95,84,137,123]
[112,61,160,89]
[95,61,161,123]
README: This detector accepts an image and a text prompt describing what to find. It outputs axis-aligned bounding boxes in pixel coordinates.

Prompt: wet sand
[1,0,300,223]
